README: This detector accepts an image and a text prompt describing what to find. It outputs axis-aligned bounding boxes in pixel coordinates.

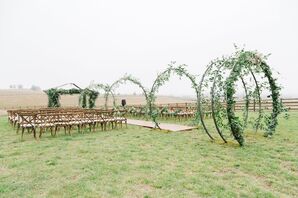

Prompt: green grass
[0,113,297,198]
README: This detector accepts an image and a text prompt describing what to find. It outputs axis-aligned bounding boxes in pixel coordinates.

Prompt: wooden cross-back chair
[94,110,106,131]
[67,111,84,133]
[16,112,38,139]
[100,110,117,129]
[36,113,55,137]
[7,110,18,126]
[52,112,74,136]
[113,110,127,128]
[9,107,128,139]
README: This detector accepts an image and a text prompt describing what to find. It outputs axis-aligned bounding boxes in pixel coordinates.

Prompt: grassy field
[0,113,297,198]
[0,89,194,110]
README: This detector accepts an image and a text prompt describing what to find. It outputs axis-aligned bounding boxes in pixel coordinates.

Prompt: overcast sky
[0,0,297,97]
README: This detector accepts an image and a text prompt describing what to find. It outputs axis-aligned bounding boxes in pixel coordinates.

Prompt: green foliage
[45,88,98,109]
[89,74,148,110]
[79,89,99,109]
[0,114,298,197]
[199,47,284,146]
[43,47,285,147]
[148,62,200,128]
[45,88,62,107]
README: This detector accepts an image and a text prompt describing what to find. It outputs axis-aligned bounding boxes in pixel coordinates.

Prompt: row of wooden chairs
[7,108,127,139]
[126,106,212,120]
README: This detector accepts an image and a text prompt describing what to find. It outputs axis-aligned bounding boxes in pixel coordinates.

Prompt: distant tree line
[9,84,41,91]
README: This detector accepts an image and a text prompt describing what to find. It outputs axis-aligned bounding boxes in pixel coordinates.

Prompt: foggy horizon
[1,0,298,97]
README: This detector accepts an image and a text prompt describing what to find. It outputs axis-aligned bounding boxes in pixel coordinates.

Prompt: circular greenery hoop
[103,74,149,109]
[200,62,249,144]
[239,75,249,127]
[43,48,284,147]
[225,51,282,146]
[249,69,262,132]
[198,60,250,144]
[148,62,200,129]
[198,63,215,140]
[199,49,283,146]
[210,65,228,143]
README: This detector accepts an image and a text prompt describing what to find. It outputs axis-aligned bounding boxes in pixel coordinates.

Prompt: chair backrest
[83,111,95,122]
[10,107,122,127]
[17,112,37,127]
[37,113,57,125]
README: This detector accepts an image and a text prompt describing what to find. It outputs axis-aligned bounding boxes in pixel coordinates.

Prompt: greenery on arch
[148,62,200,128]
[90,75,149,110]
[198,48,285,146]
[43,47,286,147]
[45,84,99,108]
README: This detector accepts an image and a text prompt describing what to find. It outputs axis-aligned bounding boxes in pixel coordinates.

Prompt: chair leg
[93,123,96,132]
[50,127,54,136]
[33,128,36,139]
[54,126,58,136]
[64,126,67,135]
[17,124,20,134]
[39,128,43,138]
[21,128,25,139]
[89,124,92,132]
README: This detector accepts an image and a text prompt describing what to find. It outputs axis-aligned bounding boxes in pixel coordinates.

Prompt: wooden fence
[2,98,298,111]
[127,98,298,111]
